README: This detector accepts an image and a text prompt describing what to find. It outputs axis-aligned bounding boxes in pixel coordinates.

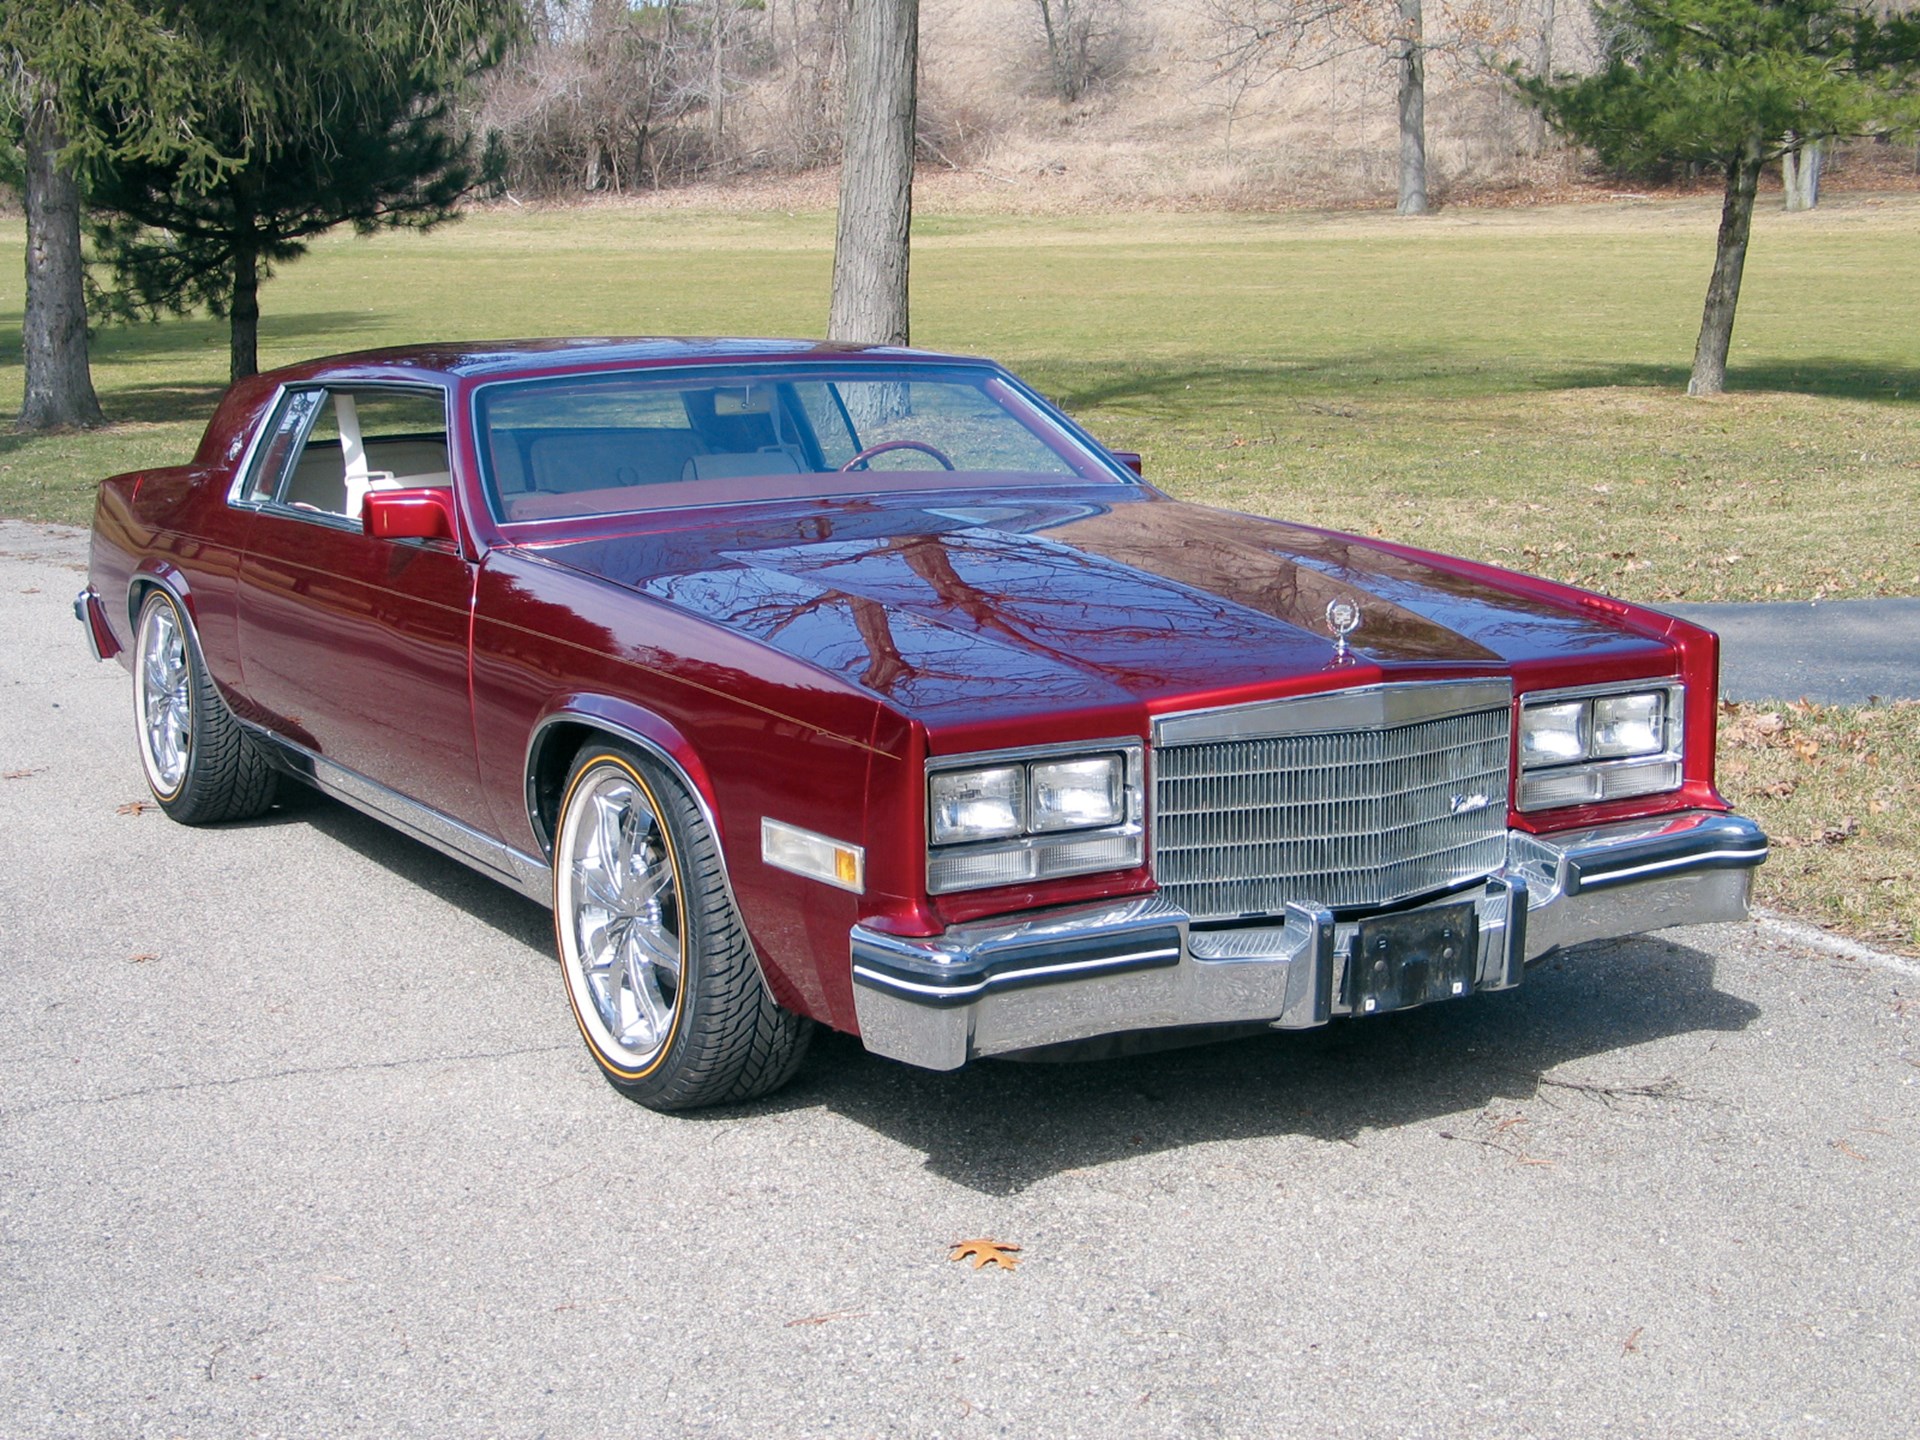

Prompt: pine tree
[80,1,519,381]
[3,0,209,430]
[1518,1,1920,396]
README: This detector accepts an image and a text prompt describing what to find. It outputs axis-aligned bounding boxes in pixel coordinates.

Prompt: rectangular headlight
[1591,691,1666,759]
[928,765,1024,845]
[1029,755,1125,833]
[1519,700,1587,766]
[925,742,1144,894]
[1518,684,1683,812]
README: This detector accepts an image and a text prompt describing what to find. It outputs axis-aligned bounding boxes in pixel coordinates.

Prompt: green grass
[4,196,1919,602]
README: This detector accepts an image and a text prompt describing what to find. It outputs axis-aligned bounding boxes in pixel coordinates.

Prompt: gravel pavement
[4,520,1918,1439]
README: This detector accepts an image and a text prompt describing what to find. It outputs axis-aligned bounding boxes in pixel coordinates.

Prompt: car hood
[528,488,1669,723]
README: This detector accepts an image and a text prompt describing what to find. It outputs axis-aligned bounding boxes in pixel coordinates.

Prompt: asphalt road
[1668,599,1920,705]
[4,519,1918,1439]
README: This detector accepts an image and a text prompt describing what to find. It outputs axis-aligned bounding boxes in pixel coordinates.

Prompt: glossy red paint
[84,339,1742,1042]
[363,487,458,542]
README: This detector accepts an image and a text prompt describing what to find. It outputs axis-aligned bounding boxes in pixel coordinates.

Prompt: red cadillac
[76,339,1768,1110]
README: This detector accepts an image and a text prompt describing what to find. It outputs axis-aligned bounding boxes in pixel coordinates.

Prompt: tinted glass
[475,365,1121,523]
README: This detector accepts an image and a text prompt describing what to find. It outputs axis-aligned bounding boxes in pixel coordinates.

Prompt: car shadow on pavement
[764,934,1761,1196]
[270,789,1761,1196]
[292,790,555,953]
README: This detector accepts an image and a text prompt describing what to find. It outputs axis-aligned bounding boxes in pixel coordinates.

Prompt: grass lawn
[2,194,1915,948]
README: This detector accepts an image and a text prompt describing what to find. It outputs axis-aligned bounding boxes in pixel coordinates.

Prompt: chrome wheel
[556,757,686,1071]
[135,595,192,798]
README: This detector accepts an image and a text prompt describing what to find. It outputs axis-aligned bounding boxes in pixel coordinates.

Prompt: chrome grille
[1153,686,1512,922]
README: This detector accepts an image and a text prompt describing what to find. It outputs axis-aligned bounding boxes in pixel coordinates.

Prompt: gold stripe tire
[552,745,811,1110]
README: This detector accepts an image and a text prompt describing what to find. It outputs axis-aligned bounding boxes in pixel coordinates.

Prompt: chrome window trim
[1152,678,1514,747]
[226,380,453,522]
[224,382,296,509]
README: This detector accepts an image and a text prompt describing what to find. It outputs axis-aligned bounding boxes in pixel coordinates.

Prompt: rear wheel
[553,745,811,1110]
[132,589,277,824]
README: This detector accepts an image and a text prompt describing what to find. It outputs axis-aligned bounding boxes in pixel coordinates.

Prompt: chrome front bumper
[850,810,1767,1071]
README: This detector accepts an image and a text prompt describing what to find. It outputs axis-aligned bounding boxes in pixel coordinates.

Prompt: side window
[241,390,324,502]
[279,388,451,519]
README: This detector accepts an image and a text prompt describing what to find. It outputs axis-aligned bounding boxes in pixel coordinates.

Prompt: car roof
[256,337,993,385]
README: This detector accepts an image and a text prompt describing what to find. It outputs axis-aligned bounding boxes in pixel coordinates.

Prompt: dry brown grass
[1720,701,1920,956]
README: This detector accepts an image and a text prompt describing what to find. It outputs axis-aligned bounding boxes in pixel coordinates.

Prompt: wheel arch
[126,561,194,633]
[527,698,811,1018]
[523,696,724,864]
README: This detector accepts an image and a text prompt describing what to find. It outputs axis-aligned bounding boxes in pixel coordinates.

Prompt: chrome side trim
[246,725,552,904]
[1152,678,1513,746]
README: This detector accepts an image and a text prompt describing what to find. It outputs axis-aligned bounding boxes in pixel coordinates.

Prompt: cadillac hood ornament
[1325,597,1363,662]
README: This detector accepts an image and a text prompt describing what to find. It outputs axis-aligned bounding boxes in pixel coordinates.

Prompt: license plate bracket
[1348,902,1478,1016]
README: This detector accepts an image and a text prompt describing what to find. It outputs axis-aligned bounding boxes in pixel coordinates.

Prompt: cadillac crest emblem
[1325,597,1363,662]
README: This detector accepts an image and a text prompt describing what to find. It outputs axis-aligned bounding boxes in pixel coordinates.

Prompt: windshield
[474,364,1126,523]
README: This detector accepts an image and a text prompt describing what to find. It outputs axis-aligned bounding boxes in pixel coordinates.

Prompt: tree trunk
[828,0,917,346]
[1395,0,1428,215]
[16,91,105,433]
[1037,0,1076,102]
[230,244,261,382]
[1529,0,1556,155]
[1783,139,1822,211]
[1688,137,1762,398]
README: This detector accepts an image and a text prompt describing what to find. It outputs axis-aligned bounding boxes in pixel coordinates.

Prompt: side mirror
[363,487,457,543]
[1109,450,1144,477]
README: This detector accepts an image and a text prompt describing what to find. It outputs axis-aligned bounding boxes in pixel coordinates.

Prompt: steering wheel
[838,440,956,473]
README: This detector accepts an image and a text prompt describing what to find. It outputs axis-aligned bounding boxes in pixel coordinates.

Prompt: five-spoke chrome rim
[135,599,192,797]
[557,763,684,1067]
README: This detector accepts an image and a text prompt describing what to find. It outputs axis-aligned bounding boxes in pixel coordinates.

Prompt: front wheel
[552,745,811,1110]
[132,589,277,824]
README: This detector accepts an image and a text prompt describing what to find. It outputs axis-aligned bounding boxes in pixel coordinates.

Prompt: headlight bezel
[1517,681,1685,813]
[925,740,1145,895]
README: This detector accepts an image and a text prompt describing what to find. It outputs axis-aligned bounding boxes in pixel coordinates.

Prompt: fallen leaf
[1813,818,1860,846]
[3,768,43,781]
[127,953,159,964]
[116,800,156,816]
[1792,737,1822,761]
[949,1238,1021,1271]
[1761,779,1797,799]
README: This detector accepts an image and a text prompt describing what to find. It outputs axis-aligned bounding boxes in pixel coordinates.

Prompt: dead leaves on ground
[116,799,156,816]
[949,1238,1022,1271]
[1719,701,1920,954]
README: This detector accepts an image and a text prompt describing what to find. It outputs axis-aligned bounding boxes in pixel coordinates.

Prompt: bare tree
[828,0,916,346]
[1395,0,1427,211]
[1202,0,1524,208]
[478,0,708,194]
[1030,0,1127,102]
